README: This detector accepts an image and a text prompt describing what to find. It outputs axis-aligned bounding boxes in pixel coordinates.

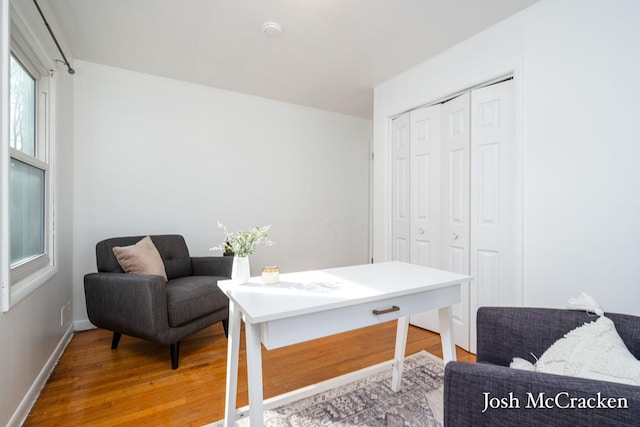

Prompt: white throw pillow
[510,316,640,386]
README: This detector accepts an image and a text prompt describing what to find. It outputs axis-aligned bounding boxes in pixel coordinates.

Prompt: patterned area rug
[209,351,444,427]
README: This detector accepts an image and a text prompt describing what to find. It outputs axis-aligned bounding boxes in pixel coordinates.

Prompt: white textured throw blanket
[511,293,640,386]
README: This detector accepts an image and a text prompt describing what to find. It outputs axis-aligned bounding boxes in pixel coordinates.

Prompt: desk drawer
[261,284,460,350]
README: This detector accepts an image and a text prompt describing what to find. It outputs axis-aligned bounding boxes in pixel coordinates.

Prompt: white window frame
[9,50,51,275]
[0,0,7,312]
[1,1,57,311]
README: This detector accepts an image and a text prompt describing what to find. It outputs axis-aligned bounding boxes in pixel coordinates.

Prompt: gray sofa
[84,235,232,369]
[444,307,640,426]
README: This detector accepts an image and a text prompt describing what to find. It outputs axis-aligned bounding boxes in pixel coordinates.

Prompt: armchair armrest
[444,362,640,427]
[84,273,169,341]
[476,307,603,366]
[191,256,233,278]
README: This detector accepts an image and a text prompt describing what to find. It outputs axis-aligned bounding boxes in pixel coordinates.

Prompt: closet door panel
[410,105,441,268]
[391,113,411,262]
[470,80,517,353]
[410,95,472,351]
[441,92,471,351]
[407,105,442,334]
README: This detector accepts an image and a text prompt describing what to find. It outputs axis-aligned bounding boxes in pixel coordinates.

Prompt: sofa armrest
[191,256,233,278]
[444,361,640,427]
[476,307,604,366]
[84,272,169,340]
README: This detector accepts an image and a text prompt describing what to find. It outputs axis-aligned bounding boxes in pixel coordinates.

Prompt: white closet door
[408,106,443,336]
[441,92,471,351]
[396,80,518,354]
[469,80,517,353]
[409,105,441,267]
[412,94,471,350]
[391,113,411,262]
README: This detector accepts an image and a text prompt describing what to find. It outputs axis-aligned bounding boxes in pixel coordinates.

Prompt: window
[8,52,51,285]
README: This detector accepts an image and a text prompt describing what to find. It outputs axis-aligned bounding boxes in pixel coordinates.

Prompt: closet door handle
[452,232,459,240]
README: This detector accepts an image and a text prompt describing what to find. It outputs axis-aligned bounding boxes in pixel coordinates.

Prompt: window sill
[9,265,57,308]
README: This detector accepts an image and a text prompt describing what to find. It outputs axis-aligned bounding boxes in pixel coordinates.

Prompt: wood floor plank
[24,321,475,426]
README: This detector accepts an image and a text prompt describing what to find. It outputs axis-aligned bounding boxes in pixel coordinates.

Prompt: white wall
[0,1,75,424]
[373,0,640,316]
[73,60,372,326]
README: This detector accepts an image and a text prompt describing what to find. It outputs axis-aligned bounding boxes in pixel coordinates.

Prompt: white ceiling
[47,0,540,118]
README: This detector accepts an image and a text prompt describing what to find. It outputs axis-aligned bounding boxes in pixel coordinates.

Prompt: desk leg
[438,306,457,364]
[224,301,241,427]
[391,316,409,392]
[245,321,264,427]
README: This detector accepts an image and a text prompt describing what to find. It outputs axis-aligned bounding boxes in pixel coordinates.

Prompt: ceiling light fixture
[262,21,282,36]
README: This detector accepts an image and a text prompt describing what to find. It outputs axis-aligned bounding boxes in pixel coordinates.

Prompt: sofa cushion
[112,236,168,280]
[166,276,229,327]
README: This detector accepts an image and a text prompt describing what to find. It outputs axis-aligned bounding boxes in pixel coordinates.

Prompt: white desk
[218,261,471,427]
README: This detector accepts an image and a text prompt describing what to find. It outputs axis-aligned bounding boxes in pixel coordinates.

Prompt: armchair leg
[111,332,122,349]
[222,319,229,338]
[170,342,180,370]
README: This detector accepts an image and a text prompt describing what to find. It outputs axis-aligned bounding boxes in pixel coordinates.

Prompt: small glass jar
[261,266,280,285]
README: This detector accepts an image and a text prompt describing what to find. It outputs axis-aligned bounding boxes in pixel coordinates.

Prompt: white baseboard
[7,324,74,427]
[73,319,96,332]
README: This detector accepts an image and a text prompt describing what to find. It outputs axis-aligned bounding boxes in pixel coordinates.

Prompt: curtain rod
[32,0,74,74]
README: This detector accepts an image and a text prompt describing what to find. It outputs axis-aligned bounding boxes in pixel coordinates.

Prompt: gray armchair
[84,235,232,369]
[444,307,640,426]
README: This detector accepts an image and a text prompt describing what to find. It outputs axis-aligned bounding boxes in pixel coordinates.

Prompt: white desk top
[218,261,471,324]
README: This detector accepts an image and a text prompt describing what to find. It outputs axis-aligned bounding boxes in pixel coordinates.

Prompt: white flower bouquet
[211,221,272,257]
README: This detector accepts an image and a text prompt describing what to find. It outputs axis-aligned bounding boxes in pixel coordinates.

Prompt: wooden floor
[24,322,475,426]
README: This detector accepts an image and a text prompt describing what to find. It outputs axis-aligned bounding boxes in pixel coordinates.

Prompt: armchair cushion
[96,235,193,279]
[166,275,229,327]
[150,235,192,280]
[112,236,168,280]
